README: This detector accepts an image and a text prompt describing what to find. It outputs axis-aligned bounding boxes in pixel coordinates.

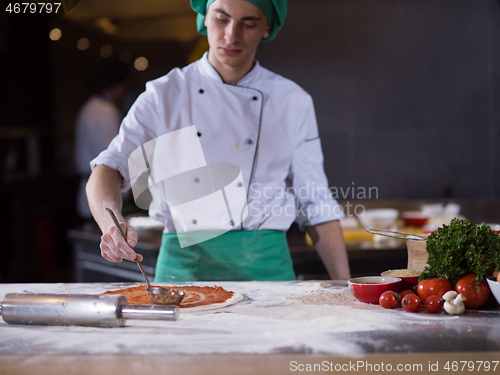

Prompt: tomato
[400,290,415,299]
[455,273,490,309]
[417,278,453,302]
[379,291,400,309]
[424,295,443,313]
[402,294,421,312]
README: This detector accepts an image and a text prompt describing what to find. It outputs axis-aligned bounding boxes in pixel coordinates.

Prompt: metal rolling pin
[0,293,179,327]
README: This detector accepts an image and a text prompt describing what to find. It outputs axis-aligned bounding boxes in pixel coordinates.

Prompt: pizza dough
[102,285,243,312]
[184,291,243,312]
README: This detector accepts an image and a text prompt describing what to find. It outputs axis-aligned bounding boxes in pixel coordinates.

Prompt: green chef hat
[190,0,287,42]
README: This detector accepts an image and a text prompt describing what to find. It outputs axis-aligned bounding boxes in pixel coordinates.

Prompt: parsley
[419,218,500,284]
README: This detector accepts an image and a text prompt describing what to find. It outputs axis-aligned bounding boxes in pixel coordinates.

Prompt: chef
[86,0,351,281]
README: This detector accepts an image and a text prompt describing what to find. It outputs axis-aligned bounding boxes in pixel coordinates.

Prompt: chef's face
[205,0,270,74]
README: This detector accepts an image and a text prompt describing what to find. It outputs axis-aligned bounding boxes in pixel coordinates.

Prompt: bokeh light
[76,38,90,50]
[134,57,149,71]
[100,45,113,58]
[49,28,62,41]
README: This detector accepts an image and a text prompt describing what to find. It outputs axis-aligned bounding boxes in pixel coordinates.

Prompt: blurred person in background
[75,58,129,219]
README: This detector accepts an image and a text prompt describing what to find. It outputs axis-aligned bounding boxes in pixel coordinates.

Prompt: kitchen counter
[1,281,499,374]
[68,222,409,282]
[68,197,500,284]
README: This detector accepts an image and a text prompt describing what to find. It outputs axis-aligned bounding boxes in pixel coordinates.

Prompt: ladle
[366,228,427,241]
[105,208,185,305]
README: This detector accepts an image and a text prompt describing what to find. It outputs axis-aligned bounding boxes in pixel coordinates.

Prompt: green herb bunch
[419,218,500,284]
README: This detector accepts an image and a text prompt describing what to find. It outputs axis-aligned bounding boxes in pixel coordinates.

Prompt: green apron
[154,230,296,282]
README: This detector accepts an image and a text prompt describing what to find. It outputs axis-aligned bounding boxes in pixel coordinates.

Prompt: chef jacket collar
[199,51,263,87]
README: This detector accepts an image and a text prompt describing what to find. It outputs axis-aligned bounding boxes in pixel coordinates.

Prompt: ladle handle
[105,208,152,289]
[105,207,126,238]
[366,228,427,241]
[135,259,152,289]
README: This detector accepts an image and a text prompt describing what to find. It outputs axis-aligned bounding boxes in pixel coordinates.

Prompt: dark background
[259,0,500,199]
[1,0,499,283]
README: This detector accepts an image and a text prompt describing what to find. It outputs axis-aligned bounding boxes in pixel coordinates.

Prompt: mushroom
[442,291,457,302]
[442,291,466,315]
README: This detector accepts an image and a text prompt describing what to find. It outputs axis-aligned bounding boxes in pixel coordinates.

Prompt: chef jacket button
[230,220,235,226]
[197,132,202,137]
[245,139,254,145]
[237,182,243,187]
[199,89,204,94]
[194,177,200,183]
[192,219,197,225]
[252,96,258,101]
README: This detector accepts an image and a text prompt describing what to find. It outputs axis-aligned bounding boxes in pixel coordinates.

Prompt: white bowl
[358,209,399,229]
[486,279,500,305]
[127,216,164,232]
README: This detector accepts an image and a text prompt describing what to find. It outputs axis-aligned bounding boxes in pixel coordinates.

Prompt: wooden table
[2,352,500,375]
[1,281,499,375]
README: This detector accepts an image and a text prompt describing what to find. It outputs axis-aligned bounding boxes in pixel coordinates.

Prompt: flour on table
[284,286,382,310]
[0,281,461,357]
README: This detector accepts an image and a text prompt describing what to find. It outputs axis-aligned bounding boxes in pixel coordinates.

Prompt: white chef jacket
[91,52,344,232]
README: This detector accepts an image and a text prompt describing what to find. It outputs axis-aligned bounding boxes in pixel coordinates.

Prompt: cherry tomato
[455,273,490,309]
[417,278,453,302]
[424,295,443,313]
[400,290,416,299]
[402,294,421,312]
[379,291,400,309]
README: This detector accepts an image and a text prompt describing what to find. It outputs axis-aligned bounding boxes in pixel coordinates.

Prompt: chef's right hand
[100,222,143,263]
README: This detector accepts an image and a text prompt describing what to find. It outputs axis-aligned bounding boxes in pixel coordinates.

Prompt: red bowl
[401,212,429,227]
[348,276,402,305]
[485,224,500,233]
[381,270,422,291]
